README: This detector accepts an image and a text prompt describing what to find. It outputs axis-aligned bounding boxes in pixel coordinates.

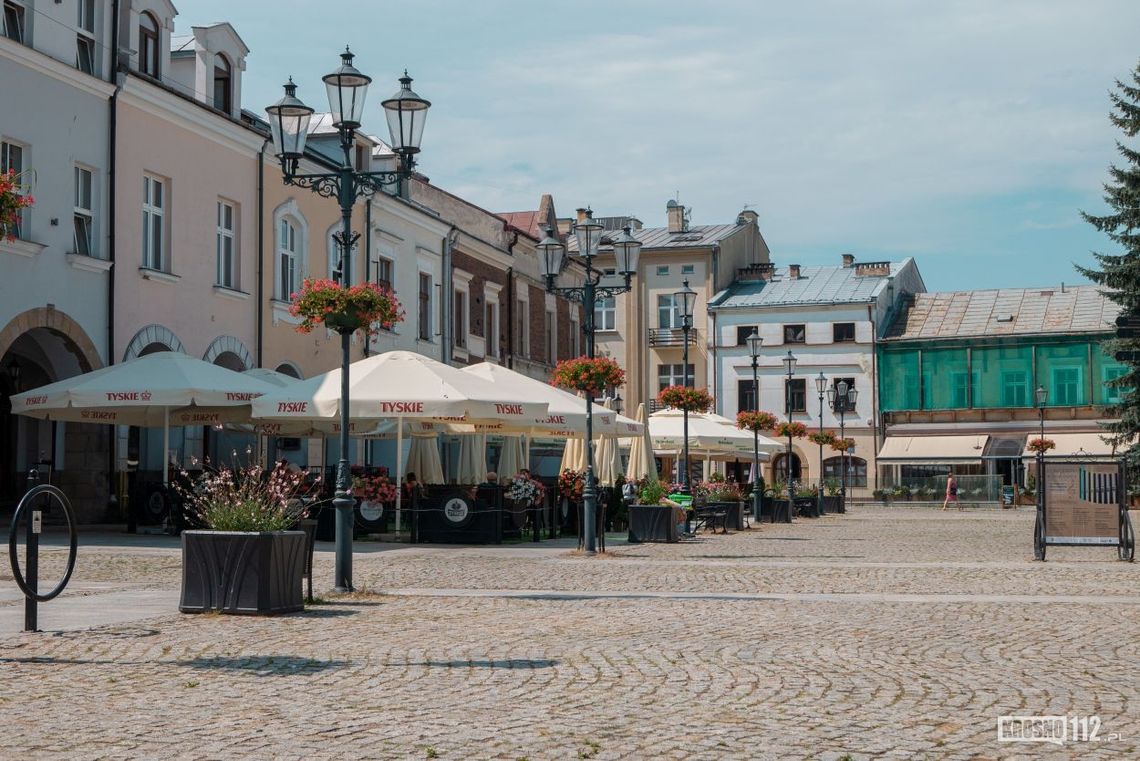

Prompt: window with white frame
[76,0,95,74]
[73,166,94,256]
[276,217,298,299]
[3,1,25,44]
[657,294,684,329]
[375,256,393,290]
[142,175,166,271]
[657,363,693,391]
[213,54,232,113]
[656,265,669,276]
[418,272,432,341]
[453,288,467,349]
[1103,365,1127,404]
[2,141,26,239]
[138,12,159,77]
[216,200,236,288]
[681,263,695,275]
[594,295,616,331]
[1052,367,1082,406]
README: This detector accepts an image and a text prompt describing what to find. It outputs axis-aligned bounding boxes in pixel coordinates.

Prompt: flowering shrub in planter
[775,420,808,438]
[506,474,545,506]
[550,356,625,395]
[0,169,33,241]
[808,430,837,447]
[557,469,585,501]
[737,410,778,432]
[658,385,714,412]
[289,278,404,337]
[1027,438,1056,454]
[352,473,397,503]
[830,437,855,452]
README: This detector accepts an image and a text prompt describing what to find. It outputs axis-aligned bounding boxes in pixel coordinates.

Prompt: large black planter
[707,501,744,530]
[628,504,679,543]
[180,530,306,615]
[820,496,841,514]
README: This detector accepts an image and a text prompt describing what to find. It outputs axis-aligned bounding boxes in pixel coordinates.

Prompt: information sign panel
[1043,463,1120,546]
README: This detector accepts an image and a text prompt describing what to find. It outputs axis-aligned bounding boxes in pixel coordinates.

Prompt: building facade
[708,256,925,492]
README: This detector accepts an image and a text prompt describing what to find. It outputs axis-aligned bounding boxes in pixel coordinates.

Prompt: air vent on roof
[1039,290,1054,296]
[995,314,1014,323]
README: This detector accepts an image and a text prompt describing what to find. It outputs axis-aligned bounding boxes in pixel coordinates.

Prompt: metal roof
[882,284,1118,340]
[567,223,744,253]
[708,262,904,308]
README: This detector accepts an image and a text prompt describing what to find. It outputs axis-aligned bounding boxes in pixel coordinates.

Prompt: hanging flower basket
[0,169,34,241]
[830,437,855,452]
[557,469,585,501]
[657,386,714,412]
[774,420,808,438]
[737,410,778,432]
[550,356,625,395]
[1027,437,1056,454]
[809,430,837,447]
[288,278,404,337]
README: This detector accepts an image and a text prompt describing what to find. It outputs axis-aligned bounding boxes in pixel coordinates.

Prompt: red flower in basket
[550,356,625,395]
[657,386,714,413]
[829,437,854,452]
[737,410,779,432]
[774,420,808,438]
[289,278,404,337]
[1027,438,1056,454]
[809,430,837,447]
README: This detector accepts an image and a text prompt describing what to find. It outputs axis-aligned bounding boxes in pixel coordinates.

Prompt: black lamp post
[1035,384,1047,507]
[815,371,827,518]
[537,214,640,554]
[675,279,698,493]
[747,330,763,521]
[265,49,430,592]
[827,379,858,513]
[782,350,797,510]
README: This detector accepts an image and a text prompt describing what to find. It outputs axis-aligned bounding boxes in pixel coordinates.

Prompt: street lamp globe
[782,350,797,376]
[323,47,371,130]
[266,78,314,159]
[836,379,848,399]
[381,71,431,156]
[610,226,642,277]
[846,386,858,407]
[675,279,697,321]
[815,371,827,394]
[1035,385,1048,407]
[536,226,566,283]
[574,208,605,258]
[747,330,763,360]
[612,393,623,415]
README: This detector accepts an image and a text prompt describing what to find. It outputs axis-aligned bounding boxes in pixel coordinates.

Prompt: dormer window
[213,54,232,113]
[139,12,159,77]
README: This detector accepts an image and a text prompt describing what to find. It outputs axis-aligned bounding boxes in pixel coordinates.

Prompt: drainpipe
[440,226,458,364]
[506,267,514,369]
[710,308,718,414]
[362,197,372,357]
[255,137,269,367]
[869,302,879,492]
[106,0,123,511]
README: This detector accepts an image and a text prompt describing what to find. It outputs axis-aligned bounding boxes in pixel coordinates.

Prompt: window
[950,372,977,409]
[831,378,856,412]
[657,294,684,329]
[785,378,806,413]
[213,54,232,113]
[276,218,297,299]
[514,297,529,357]
[569,310,580,356]
[736,326,758,346]
[3,1,25,44]
[822,456,867,487]
[784,324,806,343]
[681,264,695,275]
[737,378,757,414]
[1103,366,1127,404]
[138,12,159,77]
[418,273,432,341]
[1052,367,1082,406]
[833,322,855,342]
[1,142,25,239]
[656,265,669,276]
[657,363,693,391]
[216,201,236,288]
[485,301,499,358]
[545,310,556,364]
[75,0,95,74]
[1001,370,1027,407]
[73,167,94,256]
[142,175,166,271]
[374,257,393,290]
[453,289,467,349]
[595,295,616,331]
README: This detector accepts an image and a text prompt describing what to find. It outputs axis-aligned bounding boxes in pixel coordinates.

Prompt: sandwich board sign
[1034,460,1134,561]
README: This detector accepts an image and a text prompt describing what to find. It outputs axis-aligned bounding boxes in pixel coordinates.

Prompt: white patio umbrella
[250,351,549,533]
[456,433,486,483]
[593,400,623,486]
[645,409,783,458]
[12,352,278,484]
[559,436,586,472]
[625,403,658,481]
[405,433,444,485]
[497,435,525,478]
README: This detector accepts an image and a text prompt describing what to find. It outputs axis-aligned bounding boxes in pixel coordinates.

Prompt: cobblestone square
[2,508,1138,759]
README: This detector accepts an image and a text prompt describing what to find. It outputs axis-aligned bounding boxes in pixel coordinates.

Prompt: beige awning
[1022,432,1119,459]
[877,435,988,464]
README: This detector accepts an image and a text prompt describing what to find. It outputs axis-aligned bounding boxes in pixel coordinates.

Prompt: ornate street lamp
[782,350,797,514]
[675,279,697,493]
[815,371,827,518]
[747,330,763,521]
[827,379,858,513]
[538,214,640,553]
[612,393,623,416]
[265,49,430,592]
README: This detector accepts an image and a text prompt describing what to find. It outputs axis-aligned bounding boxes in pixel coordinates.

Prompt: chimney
[737,263,776,282]
[575,207,589,223]
[737,209,758,227]
[628,217,643,230]
[788,264,801,279]
[666,200,685,233]
[842,253,855,268]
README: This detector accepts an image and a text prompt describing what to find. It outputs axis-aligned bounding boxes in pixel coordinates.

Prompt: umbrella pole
[395,415,404,535]
[162,408,170,486]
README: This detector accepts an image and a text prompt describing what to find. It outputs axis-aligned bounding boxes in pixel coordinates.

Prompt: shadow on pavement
[416,658,559,669]
[177,655,348,675]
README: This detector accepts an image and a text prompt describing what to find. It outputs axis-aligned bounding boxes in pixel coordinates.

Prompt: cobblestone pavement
[2,508,1138,759]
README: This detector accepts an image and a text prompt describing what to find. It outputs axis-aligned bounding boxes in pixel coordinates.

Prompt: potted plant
[707,480,746,529]
[657,385,714,412]
[289,277,404,336]
[821,478,842,513]
[0,168,33,241]
[808,430,837,447]
[775,420,808,439]
[175,462,318,615]
[1027,438,1056,455]
[737,410,779,433]
[550,356,625,394]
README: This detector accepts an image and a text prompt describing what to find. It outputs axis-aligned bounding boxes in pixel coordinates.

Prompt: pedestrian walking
[942,474,961,511]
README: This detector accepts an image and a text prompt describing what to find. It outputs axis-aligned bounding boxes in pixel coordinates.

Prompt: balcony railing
[648,327,698,347]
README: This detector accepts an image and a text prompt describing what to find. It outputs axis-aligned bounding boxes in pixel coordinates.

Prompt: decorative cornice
[120,76,266,156]
[0,37,115,99]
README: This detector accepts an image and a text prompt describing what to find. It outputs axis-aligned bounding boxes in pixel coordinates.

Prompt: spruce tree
[1077,59,1140,461]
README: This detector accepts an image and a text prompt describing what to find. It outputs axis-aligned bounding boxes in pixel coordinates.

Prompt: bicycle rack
[7,470,78,632]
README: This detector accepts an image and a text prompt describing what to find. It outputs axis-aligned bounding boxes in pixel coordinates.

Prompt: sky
[181,0,1140,292]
